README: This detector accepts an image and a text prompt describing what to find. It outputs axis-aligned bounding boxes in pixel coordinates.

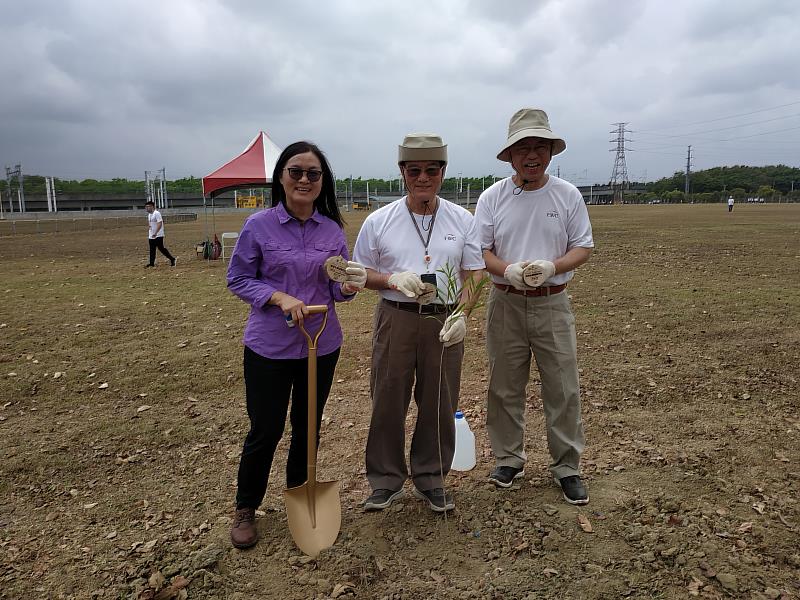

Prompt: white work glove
[523,260,556,287]
[439,313,467,347]
[387,271,425,298]
[503,261,531,290]
[341,260,367,294]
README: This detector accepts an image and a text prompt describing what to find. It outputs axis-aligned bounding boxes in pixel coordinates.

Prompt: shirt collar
[276,201,323,224]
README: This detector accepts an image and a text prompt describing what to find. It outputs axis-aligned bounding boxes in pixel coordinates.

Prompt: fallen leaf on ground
[687,577,703,596]
[737,521,753,534]
[577,514,593,533]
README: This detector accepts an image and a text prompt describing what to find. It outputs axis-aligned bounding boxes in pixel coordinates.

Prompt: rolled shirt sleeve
[226,223,277,309]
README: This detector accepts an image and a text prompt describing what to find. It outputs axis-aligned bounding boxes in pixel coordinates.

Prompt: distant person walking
[145,200,176,267]
[728,196,734,212]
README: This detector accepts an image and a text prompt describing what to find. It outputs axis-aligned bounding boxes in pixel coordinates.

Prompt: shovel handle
[305,305,328,315]
[298,305,328,350]
[298,305,329,507]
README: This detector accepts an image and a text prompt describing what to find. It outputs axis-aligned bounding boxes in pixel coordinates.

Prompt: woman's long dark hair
[271,141,344,228]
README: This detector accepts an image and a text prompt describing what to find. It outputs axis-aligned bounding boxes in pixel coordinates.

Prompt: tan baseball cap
[398,133,448,164]
[497,108,566,162]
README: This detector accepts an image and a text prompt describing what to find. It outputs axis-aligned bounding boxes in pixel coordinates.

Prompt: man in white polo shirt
[145,200,177,268]
[474,108,594,505]
[353,133,484,513]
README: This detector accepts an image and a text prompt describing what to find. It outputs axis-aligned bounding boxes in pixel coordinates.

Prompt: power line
[633,112,800,138]
[718,124,800,141]
[630,124,800,146]
[636,100,800,132]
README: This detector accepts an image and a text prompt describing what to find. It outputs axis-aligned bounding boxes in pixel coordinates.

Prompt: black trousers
[235,345,340,510]
[148,237,174,265]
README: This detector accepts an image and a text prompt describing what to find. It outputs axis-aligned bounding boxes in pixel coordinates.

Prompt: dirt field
[1,203,798,600]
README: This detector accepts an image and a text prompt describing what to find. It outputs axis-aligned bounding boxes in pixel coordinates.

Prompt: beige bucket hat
[497,108,566,162]
[398,133,448,164]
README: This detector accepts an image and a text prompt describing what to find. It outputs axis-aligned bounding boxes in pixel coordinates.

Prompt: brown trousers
[366,300,464,492]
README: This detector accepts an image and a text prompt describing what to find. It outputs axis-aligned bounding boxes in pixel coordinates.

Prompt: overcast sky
[2,0,799,186]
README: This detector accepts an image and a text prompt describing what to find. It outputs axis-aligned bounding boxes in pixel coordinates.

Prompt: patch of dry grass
[1,204,798,599]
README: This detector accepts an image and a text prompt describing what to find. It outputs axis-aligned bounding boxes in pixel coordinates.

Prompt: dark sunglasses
[404,165,442,178]
[285,167,323,182]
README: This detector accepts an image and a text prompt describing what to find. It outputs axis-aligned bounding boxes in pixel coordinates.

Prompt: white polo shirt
[353,197,485,304]
[474,176,594,286]
[148,210,164,239]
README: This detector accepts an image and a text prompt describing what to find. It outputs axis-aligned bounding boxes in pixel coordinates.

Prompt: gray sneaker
[413,487,455,512]
[556,475,589,505]
[363,488,405,511]
[488,466,525,488]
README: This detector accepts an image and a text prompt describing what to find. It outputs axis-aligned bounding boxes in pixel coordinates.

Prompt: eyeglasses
[285,167,323,182]
[404,165,443,178]
[510,141,552,155]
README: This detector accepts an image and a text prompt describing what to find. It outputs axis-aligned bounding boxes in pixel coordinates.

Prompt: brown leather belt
[382,299,456,314]
[494,282,567,297]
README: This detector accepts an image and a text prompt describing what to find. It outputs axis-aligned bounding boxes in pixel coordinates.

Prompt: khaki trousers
[366,300,464,492]
[486,287,584,479]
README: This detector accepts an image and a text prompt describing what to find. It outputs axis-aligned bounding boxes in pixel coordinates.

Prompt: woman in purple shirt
[226,141,367,549]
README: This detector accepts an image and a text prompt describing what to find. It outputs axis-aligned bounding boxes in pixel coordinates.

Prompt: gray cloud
[1,0,798,185]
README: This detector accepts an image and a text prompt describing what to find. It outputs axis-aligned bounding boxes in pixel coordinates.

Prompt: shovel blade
[284,480,341,557]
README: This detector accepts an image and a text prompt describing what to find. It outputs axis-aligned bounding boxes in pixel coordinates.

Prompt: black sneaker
[413,487,455,512]
[488,466,525,488]
[171,257,178,267]
[556,475,589,505]
[363,488,404,511]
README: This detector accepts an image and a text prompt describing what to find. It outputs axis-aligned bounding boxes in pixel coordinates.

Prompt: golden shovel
[284,304,341,557]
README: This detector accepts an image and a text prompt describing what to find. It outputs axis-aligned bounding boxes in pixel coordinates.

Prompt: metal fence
[0,213,197,237]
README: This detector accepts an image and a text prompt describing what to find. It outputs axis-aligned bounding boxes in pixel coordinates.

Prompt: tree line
[642,164,800,202]
[2,165,798,201]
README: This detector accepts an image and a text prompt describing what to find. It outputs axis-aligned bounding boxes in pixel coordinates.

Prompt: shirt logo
[444,233,457,242]
[547,211,560,219]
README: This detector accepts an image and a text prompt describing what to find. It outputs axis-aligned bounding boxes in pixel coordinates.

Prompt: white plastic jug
[451,411,476,471]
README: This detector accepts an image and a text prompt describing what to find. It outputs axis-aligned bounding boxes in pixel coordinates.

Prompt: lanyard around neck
[406,198,438,269]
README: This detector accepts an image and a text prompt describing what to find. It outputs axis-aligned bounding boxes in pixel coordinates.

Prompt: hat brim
[398,145,448,164]
[497,129,566,162]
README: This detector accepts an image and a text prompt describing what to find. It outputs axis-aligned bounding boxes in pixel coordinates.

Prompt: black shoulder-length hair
[271,141,344,228]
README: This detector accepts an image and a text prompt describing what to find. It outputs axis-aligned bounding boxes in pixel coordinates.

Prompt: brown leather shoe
[230,507,258,548]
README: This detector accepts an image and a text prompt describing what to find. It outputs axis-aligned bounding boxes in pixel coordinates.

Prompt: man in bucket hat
[474,108,594,505]
[353,133,484,513]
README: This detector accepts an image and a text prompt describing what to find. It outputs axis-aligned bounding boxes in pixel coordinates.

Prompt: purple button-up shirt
[226,202,352,359]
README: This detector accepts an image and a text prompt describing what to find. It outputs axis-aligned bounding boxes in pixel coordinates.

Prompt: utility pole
[609,123,630,204]
[684,145,692,204]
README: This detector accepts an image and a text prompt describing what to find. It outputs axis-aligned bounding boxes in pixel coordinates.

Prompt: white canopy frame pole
[161,167,168,209]
[45,177,52,212]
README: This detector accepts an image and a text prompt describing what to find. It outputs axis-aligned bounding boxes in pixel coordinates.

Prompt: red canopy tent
[200,131,282,254]
[202,131,282,197]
